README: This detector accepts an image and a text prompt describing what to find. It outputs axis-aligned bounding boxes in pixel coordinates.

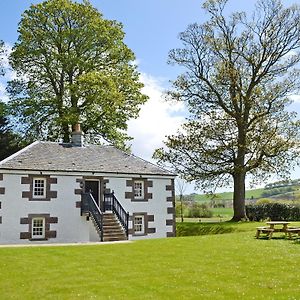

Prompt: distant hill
[187,179,300,203]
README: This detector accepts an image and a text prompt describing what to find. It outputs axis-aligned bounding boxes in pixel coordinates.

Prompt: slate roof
[0,141,175,176]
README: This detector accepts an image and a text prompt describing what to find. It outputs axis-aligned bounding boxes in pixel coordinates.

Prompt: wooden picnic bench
[256,221,300,239]
[285,227,300,239]
[256,227,274,239]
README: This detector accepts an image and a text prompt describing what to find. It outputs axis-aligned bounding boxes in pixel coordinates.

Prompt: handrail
[104,192,129,237]
[81,192,103,241]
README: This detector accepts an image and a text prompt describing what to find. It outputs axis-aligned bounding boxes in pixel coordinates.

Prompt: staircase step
[103,229,124,234]
[103,231,125,236]
[103,218,119,222]
[103,236,127,242]
[90,211,127,242]
[103,226,122,229]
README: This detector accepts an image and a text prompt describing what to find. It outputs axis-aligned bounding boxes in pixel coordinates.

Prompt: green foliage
[187,202,213,218]
[191,184,300,203]
[246,203,300,221]
[261,186,294,197]
[175,200,213,218]
[154,0,300,221]
[0,101,29,161]
[265,179,300,189]
[0,40,4,76]
[8,0,147,147]
[255,198,273,205]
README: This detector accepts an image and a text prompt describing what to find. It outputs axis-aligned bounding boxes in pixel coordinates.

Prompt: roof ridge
[130,152,175,175]
[0,141,176,176]
[112,146,175,176]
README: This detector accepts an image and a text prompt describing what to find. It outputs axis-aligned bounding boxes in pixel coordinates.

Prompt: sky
[0,0,300,194]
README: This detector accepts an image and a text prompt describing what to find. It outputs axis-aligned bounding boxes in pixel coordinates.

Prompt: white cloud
[127,73,185,162]
[289,94,300,103]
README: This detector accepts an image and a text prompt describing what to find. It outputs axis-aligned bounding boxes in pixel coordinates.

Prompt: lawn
[194,188,266,202]
[1,222,300,299]
[211,207,233,218]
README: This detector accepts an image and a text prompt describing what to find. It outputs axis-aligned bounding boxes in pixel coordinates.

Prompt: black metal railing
[81,192,103,241]
[104,192,129,237]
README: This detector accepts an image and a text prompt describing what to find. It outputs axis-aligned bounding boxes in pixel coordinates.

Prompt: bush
[256,198,273,205]
[246,203,300,221]
[187,202,213,218]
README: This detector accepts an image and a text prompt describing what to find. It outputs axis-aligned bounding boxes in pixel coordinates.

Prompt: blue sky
[1,0,300,193]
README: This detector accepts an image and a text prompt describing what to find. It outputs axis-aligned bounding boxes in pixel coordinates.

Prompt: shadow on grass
[176,222,235,236]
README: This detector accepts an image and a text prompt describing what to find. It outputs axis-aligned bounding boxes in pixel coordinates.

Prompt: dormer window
[33,178,46,198]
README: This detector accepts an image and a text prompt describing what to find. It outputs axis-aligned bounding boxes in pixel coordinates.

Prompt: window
[134,215,145,235]
[134,181,144,199]
[31,218,45,239]
[33,178,46,198]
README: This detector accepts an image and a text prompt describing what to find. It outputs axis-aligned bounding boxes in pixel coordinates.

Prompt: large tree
[8,0,147,148]
[154,0,300,220]
[0,40,4,76]
[0,101,29,161]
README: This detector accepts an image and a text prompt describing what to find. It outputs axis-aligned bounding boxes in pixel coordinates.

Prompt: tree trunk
[180,194,184,222]
[62,124,70,143]
[232,171,247,221]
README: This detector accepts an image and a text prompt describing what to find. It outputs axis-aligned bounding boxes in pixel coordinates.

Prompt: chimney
[71,124,84,147]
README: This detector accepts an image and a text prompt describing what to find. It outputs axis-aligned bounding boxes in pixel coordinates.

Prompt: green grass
[1,223,300,299]
[176,220,258,236]
[192,186,300,202]
[211,207,233,217]
[194,188,266,202]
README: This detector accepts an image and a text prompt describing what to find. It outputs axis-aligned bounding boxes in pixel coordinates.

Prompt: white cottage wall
[0,172,175,244]
[0,173,92,244]
[105,176,175,240]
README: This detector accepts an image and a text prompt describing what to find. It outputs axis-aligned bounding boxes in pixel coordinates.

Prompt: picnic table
[256,221,300,239]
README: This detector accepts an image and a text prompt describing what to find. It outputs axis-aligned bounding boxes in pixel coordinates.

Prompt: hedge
[246,203,300,221]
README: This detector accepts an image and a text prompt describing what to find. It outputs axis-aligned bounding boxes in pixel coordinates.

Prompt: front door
[85,180,100,207]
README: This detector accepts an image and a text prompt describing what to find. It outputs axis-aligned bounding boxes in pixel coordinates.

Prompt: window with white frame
[33,178,46,198]
[31,218,45,239]
[134,215,145,234]
[134,180,144,199]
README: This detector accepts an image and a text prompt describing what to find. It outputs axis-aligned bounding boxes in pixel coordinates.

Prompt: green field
[194,188,266,202]
[1,222,300,299]
[192,186,300,202]
[211,207,233,217]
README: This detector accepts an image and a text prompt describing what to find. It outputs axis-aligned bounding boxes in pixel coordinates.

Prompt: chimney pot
[71,123,84,147]
[73,123,81,132]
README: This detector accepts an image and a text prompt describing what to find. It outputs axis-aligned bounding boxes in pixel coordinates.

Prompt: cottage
[0,126,176,244]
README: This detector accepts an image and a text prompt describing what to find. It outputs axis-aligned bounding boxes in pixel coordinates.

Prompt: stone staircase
[102,213,127,242]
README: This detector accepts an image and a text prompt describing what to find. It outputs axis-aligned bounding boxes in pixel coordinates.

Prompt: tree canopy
[0,101,28,161]
[8,0,147,148]
[0,40,4,76]
[154,0,300,220]
[0,42,26,161]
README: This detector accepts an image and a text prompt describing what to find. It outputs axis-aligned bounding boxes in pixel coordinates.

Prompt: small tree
[8,0,147,148]
[175,178,188,222]
[154,0,300,221]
